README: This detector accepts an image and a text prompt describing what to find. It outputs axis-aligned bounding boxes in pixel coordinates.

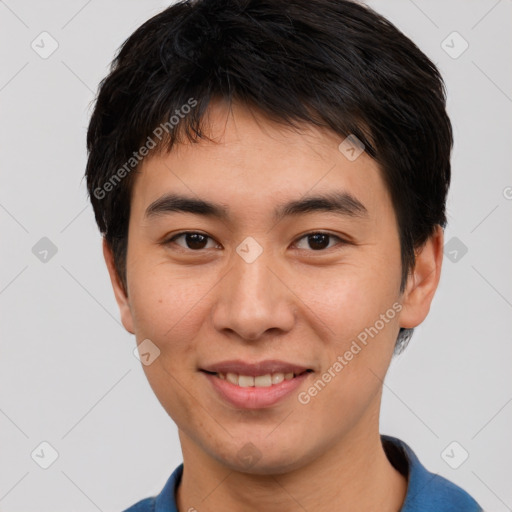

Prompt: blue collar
[381,435,482,511]
[126,436,482,511]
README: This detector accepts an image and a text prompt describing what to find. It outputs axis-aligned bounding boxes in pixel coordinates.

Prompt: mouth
[200,369,313,388]
[199,361,314,409]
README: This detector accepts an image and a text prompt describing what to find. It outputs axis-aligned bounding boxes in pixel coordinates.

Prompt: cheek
[128,262,217,429]
[294,256,401,395]
[293,260,399,344]
[127,259,216,354]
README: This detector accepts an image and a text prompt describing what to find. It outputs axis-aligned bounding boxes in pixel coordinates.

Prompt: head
[86,0,451,472]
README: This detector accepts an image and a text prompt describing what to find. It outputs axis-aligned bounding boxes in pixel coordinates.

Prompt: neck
[175,422,407,512]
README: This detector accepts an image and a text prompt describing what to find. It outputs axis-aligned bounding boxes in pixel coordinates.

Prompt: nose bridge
[212,241,295,340]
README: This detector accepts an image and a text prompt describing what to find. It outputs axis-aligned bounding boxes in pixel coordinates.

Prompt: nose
[211,246,296,342]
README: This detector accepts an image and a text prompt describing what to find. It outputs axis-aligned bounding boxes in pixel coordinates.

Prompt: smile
[200,363,313,409]
[211,370,309,387]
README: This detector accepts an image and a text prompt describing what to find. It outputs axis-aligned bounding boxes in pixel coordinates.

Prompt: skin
[104,99,444,512]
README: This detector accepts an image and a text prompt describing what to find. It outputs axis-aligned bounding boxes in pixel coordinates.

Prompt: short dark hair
[85,0,453,353]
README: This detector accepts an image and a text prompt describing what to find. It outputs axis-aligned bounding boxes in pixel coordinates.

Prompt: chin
[217,438,314,476]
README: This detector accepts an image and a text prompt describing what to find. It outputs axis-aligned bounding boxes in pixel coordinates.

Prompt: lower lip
[203,371,311,409]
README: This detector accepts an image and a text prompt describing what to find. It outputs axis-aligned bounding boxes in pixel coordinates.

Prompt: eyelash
[164,231,347,252]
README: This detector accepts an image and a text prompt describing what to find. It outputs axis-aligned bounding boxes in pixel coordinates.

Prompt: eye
[164,231,346,252]
[294,232,345,251]
[166,232,220,250]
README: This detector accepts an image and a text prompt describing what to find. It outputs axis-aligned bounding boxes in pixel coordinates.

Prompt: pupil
[187,233,207,249]
[184,234,330,250]
[309,233,329,250]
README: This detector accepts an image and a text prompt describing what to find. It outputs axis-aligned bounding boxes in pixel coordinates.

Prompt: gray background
[0,0,510,510]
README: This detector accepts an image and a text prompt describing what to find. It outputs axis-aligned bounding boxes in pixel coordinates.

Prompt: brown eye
[295,232,343,251]
[168,232,218,250]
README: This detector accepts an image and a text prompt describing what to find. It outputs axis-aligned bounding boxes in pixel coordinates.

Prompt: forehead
[130,101,393,223]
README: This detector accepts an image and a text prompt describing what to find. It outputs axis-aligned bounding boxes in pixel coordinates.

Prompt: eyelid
[292,231,347,250]
[164,231,221,249]
[163,230,348,252]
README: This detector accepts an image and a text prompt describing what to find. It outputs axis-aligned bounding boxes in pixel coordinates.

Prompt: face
[105,100,441,474]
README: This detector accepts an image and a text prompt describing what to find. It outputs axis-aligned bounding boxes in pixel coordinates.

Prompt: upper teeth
[217,372,296,387]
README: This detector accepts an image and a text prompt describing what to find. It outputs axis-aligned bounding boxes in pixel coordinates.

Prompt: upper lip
[200,359,312,376]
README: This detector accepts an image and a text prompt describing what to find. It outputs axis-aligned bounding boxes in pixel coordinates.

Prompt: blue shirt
[123,436,482,511]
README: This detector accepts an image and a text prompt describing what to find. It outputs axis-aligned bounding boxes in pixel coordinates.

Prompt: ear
[102,238,135,334]
[399,225,444,329]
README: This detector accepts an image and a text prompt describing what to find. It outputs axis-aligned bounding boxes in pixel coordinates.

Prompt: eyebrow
[144,191,368,222]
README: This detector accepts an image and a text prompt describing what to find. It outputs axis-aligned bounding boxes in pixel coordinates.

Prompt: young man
[86,0,482,510]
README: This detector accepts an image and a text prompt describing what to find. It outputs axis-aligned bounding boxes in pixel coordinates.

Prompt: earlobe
[398,225,444,330]
[102,238,135,335]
